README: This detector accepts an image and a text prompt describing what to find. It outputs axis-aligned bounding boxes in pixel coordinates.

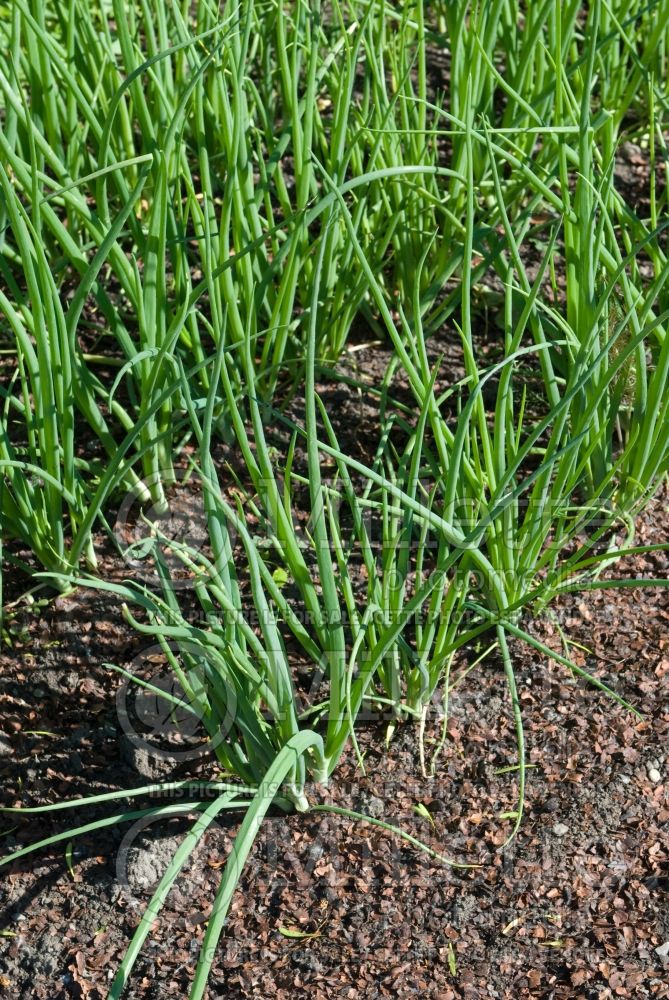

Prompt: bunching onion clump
[2,1,669,997]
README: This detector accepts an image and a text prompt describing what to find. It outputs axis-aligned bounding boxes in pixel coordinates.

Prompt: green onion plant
[2,2,669,998]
